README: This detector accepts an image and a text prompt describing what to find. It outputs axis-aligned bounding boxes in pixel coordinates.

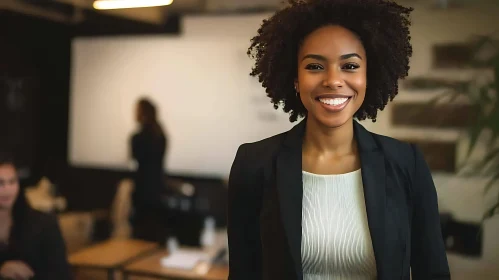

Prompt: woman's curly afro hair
[248,0,413,122]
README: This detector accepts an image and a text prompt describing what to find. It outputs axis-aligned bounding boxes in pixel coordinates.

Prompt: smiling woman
[228,1,450,280]
[248,0,413,124]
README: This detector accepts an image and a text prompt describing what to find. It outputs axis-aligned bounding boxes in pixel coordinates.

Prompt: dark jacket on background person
[130,127,168,243]
[131,127,167,207]
[0,208,72,280]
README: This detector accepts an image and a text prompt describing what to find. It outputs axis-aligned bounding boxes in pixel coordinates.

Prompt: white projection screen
[68,15,295,178]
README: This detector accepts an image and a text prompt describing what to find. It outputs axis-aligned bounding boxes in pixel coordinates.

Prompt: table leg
[108,269,115,280]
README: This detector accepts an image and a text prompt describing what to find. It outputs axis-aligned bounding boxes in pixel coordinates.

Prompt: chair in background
[110,178,134,239]
[25,176,67,213]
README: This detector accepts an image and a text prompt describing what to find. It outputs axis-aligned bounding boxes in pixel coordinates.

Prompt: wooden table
[123,250,229,280]
[69,239,159,280]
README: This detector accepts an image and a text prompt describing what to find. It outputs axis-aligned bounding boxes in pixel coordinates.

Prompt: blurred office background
[1,0,498,279]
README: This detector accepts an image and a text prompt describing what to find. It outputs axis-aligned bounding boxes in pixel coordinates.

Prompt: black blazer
[0,208,72,280]
[227,119,450,280]
[131,128,167,206]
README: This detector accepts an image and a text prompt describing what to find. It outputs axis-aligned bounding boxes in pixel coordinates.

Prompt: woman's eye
[305,64,324,71]
[343,63,359,70]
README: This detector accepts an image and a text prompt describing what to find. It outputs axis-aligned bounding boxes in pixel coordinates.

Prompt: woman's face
[0,164,19,211]
[296,25,367,128]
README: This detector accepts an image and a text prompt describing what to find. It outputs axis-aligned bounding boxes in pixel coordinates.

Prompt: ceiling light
[93,0,174,10]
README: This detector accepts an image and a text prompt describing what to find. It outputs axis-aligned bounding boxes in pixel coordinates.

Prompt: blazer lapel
[276,119,306,280]
[354,121,388,279]
[275,120,388,280]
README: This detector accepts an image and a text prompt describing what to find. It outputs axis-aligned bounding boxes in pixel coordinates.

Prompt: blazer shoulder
[370,132,416,171]
[238,130,287,161]
[231,131,287,189]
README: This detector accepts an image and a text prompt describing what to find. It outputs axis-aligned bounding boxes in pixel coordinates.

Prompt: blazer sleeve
[410,144,450,280]
[227,144,262,280]
[40,214,73,280]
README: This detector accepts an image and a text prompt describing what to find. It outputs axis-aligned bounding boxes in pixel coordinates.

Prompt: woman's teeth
[319,97,349,106]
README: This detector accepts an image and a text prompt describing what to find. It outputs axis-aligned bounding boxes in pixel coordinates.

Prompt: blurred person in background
[0,152,72,280]
[227,0,450,279]
[130,97,168,243]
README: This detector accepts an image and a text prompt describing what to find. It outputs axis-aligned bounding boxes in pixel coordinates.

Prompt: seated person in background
[0,153,72,280]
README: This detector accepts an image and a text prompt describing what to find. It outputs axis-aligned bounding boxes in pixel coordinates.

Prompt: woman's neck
[303,117,356,157]
[0,210,12,223]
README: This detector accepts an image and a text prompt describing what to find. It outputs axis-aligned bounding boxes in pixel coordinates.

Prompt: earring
[295,85,299,97]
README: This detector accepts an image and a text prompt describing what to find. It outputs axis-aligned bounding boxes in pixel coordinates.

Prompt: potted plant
[407,33,498,220]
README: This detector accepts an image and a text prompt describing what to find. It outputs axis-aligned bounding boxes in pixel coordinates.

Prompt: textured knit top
[301,169,377,280]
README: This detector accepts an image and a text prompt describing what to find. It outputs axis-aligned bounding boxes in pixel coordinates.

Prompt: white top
[301,169,377,280]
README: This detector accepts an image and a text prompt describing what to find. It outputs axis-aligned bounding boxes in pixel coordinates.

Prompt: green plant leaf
[485,106,499,143]
[494,60,499,88]
[435,33,499,222]
[484,153,499,176]
[465,124,484,161]
[424,33,499,223]
[483,176,499,221]
[470,34,498,66]
[469,148,499,173]
[447,91,463,103]
[483,202,499,220]
[483,172,499,195]
[426,91,456,107]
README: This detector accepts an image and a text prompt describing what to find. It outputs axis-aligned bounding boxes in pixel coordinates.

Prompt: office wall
[69,14,294,178]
